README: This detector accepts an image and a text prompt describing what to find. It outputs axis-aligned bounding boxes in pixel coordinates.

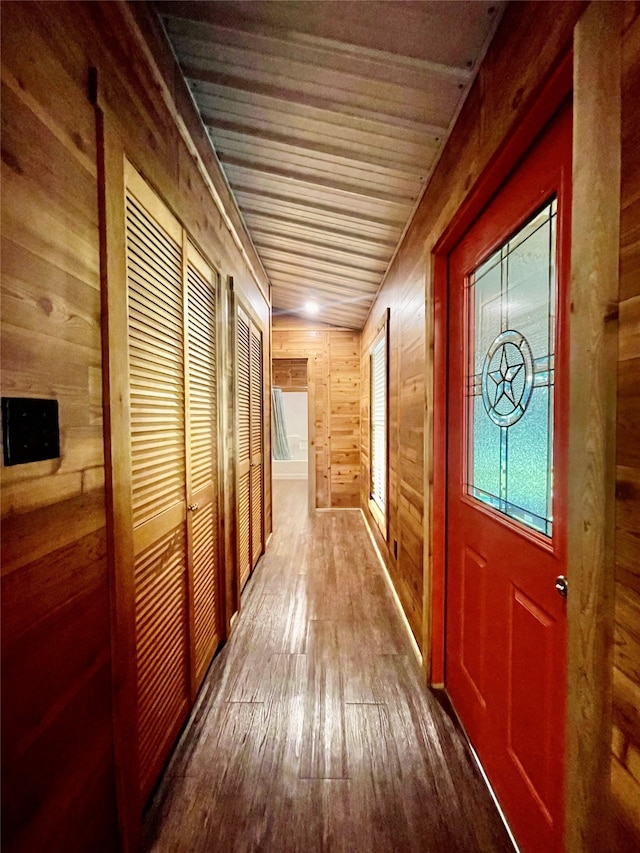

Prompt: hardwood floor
[143,480,514,852]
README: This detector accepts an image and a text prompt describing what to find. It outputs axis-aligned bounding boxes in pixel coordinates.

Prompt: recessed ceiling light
[304,301,319,315]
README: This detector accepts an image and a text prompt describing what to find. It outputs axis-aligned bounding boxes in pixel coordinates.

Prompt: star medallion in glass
[467,199,557,536]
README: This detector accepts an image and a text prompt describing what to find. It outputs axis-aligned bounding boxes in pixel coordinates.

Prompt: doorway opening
[273,389,309,482]
[271,358,313,520]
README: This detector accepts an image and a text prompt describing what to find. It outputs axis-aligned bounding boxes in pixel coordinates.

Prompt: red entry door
[446,105,571,853]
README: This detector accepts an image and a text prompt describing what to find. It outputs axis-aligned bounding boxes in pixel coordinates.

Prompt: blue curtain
[271,387,291,460]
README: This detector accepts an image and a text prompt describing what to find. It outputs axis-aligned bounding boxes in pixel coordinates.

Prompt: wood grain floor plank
[143,479,514,852]
[299,651,347,780]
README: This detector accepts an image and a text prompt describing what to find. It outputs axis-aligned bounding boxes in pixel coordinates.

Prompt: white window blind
[370,330,387,513]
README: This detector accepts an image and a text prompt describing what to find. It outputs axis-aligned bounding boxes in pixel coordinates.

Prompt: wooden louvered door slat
[250,323,264,567]
[185,242,221,690]
[125,166,189,803]
[236,306,252,590]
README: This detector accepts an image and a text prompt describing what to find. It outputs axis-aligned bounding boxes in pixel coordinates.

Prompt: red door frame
[430,52,573,685]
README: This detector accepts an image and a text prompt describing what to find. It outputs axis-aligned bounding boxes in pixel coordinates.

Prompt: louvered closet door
[250,323,264,566]
[185,243,221,688]
[236,306,252,590]
[125,170,189,802]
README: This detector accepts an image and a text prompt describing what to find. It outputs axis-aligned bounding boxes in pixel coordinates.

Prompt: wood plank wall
[360,1,587,653]
[360,269,425,645]
[272,315,360,508]
[1,1,270,850]
[273,358,308,391]
[612,5,640,848]
[1,3,116,848]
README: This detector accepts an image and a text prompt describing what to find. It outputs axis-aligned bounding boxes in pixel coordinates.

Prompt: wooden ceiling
[155,1,504,329]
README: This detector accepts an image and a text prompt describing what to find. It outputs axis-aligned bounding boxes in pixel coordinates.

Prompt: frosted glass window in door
[467,200,557,536]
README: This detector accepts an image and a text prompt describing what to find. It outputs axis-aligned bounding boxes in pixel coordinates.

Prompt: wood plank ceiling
[155,1,504,329]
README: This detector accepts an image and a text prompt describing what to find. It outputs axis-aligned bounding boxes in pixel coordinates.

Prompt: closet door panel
[250,324,264,566]
[236,307,252,589]
[251,464,263,566]
[186,247,220,686]
[125,183,189,802]
[127,197,185,526]
[134,525,188,798]
[238,471,251,590]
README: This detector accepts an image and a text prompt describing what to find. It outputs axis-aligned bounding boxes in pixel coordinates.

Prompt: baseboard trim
[360,509,422,667]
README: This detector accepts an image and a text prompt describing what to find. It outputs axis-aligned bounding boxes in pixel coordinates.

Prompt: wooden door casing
[446,106,572,853]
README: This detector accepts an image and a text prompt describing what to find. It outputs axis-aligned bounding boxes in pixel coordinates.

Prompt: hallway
[143,481,513,852]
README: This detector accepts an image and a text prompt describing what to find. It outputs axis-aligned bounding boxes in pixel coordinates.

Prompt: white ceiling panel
[156,0,504,329]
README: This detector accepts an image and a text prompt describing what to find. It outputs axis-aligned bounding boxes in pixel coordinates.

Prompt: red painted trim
[430,49,573,685]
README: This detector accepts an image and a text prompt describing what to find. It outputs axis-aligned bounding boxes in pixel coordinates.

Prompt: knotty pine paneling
[1,15,102,517]
[612,8,640,849]
[1,1,270,850]
[1,494,117,853]
[273,358,308,390]
[329,332,361,508]
[1,3,113,851]
[361,266,425,645]
[272,315,360,508]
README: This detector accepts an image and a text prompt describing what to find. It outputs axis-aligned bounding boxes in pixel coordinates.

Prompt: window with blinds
[370,321,388,534]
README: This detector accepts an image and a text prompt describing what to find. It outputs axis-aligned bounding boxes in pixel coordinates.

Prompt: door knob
[555,575,568,598]
[188,503,199,512]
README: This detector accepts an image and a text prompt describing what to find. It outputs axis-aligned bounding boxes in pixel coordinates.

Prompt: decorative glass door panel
[468,199,557,536]
[447,104,571,853]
